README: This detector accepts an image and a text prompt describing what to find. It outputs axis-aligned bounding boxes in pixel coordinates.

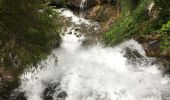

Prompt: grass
[103,0,152,45]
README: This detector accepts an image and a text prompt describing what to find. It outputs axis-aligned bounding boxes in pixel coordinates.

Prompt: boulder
[8,91,26,100]
[144,40,162,57]
[43,83,59,100]
[136,34,161,43]
[136,34,162,57]
[161,47,170,58]
[42,82,67,100]
[123,47,144,60]
[123,47,146,66]
[154,58,170,75]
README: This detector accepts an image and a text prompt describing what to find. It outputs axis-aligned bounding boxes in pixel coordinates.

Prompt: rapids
[12,8,170,100]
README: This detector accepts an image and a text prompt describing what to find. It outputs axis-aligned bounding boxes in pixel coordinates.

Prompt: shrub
[0,0,62,72]
[160,21,170,50]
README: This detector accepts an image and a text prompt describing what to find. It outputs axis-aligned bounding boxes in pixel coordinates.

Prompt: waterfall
[11,8,170,100]
[80,0,87,17]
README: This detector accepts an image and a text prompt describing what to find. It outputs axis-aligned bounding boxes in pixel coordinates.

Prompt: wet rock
[161,47,170,58]
[84,3,120,32]
[43,83,59,100]
[123,47,148,65]
[76,34,82,37]
[8,91,26,100]
[144,40,162,57]
[154,58,170,75]
[81,37,99,47]
[67,32,72,34]
[57,91,67,99]
[136,34,162,57]
[86,4,117,21]
[136,34,161,43]
[75,28,79,31]
[74,32,78,35]
[124,47,144,60]
[42,82,67,100]
[137,34,170,75]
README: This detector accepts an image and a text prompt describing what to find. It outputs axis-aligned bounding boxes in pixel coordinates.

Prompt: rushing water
[12,8,170,100]
[80,0,87,17]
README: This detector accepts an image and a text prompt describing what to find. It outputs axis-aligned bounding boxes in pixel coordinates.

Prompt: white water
[19,9,170,100]
[80,0,87,17]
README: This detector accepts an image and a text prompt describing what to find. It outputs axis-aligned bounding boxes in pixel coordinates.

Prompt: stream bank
[8,7,170,100]
[1,0,170,99]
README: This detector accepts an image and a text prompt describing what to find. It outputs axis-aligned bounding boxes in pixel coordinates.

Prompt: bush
[160,21,170,50]
[0,0,62,73]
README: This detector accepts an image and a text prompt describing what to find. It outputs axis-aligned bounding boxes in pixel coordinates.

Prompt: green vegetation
[0,0,62,73]
[103,0,170,46]
[160,20,170,50]
[104,0,151,45]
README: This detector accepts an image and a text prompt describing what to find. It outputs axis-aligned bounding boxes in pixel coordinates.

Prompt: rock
[84,3,120,32]
[123,47,147,66]
[161,47,170,58]
[74,33,78,35]
[75,28,79,31]
[8,91,26,100]
[144,40,162,57]
[148,1,160,19]
[136,34,162,57]
[81,37,99,47]
[136,34,161,43]
[42,82,67,100]
[154,58,170,75]
[76,34,81,37]
[123,47,143,60]
[57,91,67,99]
[67,32,72,34]
[66,0,99,9]
[43,83,59,100]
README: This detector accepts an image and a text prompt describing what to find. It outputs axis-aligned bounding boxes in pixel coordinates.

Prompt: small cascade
[9,8,170,100]
[80,0,87,17]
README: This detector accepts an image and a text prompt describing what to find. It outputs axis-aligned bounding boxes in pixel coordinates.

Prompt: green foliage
[0,0,61,72]
[161,21,170,33]
[160,21,170,50]
[103,0,170,46]
[103,0,151,45]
